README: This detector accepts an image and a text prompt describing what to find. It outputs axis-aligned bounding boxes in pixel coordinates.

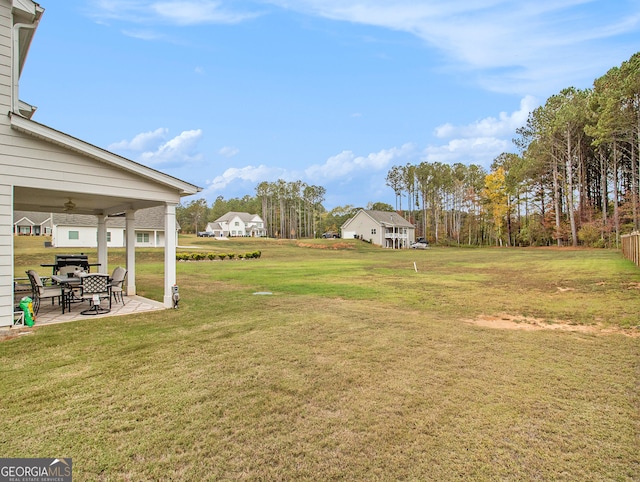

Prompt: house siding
[0,1,12,116]
[342,210,415,248]
[3,134,179,205]
[0,183,13,326]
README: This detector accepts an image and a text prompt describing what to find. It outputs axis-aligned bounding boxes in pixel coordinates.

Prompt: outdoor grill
[47,254,91,274]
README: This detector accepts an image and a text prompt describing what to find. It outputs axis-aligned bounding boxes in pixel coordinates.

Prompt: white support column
[96,214,108,274]
[125,210,136,296]
[163,203,177,308]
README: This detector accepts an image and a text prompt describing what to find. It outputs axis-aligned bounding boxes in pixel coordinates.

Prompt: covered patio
[1,0,201,327]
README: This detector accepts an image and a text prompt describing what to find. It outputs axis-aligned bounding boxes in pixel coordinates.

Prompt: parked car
[197,231,211,237]
[410,241,429,249]
[322,232,340,238]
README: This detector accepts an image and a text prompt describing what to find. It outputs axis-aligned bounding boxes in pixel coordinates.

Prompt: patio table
[51,274,82,313]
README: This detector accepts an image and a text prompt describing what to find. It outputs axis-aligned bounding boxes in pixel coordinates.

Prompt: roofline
[9,113,202,196]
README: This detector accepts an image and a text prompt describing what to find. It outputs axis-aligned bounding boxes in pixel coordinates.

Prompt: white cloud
[218,146,240,158]
[434,95,538,139]
[206,165,287,191]
[151,1,260,25]
[108,127,168,151]
[305,143,416,181]
[137,129,204,165]
[423,137,509,165]
[262,0,640,96]
[425,95,538,166]
[91,0,261,25]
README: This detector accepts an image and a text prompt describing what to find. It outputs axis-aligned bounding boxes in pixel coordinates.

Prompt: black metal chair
[80,274,111,315]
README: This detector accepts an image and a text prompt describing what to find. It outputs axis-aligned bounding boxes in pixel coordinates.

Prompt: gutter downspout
[12,22,36,115]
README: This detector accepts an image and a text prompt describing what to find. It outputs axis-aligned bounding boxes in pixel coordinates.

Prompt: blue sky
[19,0,640,210]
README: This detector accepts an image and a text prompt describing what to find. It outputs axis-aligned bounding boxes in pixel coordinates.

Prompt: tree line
[177,180,329,238]
[387,52,639,247]
[178,52,638,246]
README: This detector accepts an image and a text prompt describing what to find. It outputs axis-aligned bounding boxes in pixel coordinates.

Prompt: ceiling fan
[63,198,76,212]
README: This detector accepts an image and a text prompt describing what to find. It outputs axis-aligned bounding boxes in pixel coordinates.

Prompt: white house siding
[0,183,13,326]
[0,3,11,116]
[4,133,181,208]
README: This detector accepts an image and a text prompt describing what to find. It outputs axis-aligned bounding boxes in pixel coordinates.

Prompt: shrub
[207,253,217,260]
[218,253,227,260]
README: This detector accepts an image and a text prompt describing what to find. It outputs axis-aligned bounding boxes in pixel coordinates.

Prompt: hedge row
[177,251,262,261]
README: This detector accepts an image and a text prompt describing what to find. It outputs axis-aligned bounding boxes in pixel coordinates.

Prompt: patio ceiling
[14,186,165,216]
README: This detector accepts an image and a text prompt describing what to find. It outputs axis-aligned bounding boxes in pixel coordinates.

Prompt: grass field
[2,236,639,480]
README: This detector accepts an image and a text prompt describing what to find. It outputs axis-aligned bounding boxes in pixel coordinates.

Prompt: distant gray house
[341,209,415,249]
[206,212,266,237]
[13,211,52,236]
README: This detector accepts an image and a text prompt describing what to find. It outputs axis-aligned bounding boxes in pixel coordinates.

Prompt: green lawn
[2,236,639,480]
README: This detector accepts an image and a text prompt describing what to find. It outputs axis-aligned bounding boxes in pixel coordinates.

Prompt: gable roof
[213,212,261,223]
[14,210,51,225]
[347,210,414,229]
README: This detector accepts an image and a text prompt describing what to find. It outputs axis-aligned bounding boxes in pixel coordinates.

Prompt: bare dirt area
[464,313,640,337]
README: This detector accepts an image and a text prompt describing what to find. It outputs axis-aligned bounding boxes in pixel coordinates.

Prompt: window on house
[371,228,377,235]
[137,232,149,243]
[107,232,112,242]
[235,221,240,226]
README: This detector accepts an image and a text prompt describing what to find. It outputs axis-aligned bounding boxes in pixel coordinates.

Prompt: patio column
[163,203,177,308]
[125,209,136,296]
[96,214,108,274]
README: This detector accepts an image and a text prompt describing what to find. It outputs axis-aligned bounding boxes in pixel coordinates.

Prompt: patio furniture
[79,273,111,315]
[51,274,82,313]
[109,267,127,305]
[26,269,63,315]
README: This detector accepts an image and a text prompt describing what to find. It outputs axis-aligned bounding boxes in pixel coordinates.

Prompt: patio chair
[80,274,112,315]
[26,269,63,315]
[109,266,127,305]
[56,265,85,277]
[56,265,85,304]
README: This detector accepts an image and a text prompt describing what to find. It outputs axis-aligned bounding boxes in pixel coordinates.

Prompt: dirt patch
[464,314,639,337]
[296,242,354,250]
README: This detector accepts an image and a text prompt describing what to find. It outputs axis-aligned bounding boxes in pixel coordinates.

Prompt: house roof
[213,212,261,223]
[14,210,51,225]
[348,210,415,228]
[38,206,177,230]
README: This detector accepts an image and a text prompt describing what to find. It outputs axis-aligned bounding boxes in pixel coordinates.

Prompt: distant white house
[206,212,266,237]
[15,206,179,248]
[341,209,415,249]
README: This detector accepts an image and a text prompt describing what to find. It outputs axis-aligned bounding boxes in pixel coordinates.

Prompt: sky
[18,0,640,210]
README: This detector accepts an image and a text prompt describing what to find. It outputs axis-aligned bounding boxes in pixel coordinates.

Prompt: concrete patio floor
[6,294,165,331]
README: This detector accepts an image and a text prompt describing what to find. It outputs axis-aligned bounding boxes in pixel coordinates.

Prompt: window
[107,232,112,242]
[137,232,149,243]
[235,221,240,226]
[68,231,79,240]
[371,228,377,235]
